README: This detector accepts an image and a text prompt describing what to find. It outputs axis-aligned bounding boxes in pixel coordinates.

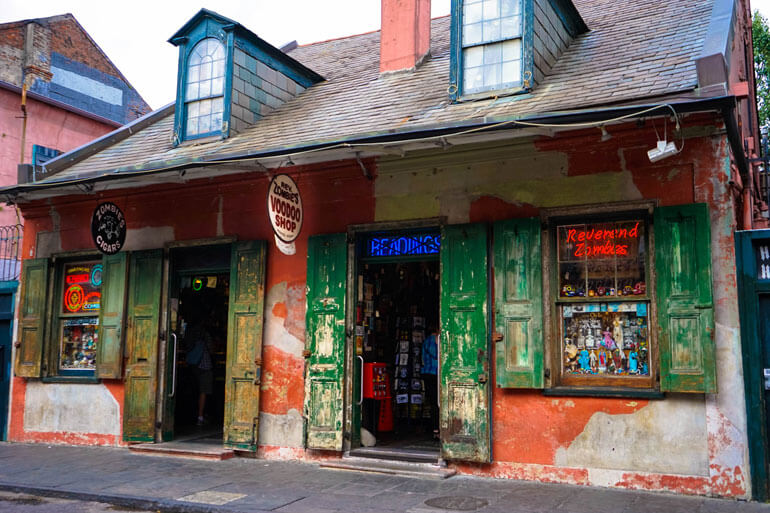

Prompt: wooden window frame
[541,201,659,392]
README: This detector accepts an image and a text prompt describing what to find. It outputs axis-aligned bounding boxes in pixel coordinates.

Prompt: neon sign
[366,233,440,258]
[64,284,85,312]
[565,222,640,258]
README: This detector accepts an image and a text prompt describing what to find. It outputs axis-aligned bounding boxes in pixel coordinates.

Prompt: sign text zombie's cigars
[91,202,126,255]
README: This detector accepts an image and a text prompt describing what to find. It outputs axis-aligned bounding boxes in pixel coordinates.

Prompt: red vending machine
[363,362,392,432]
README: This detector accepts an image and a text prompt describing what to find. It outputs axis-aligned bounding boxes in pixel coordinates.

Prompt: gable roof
[4,0,727,199]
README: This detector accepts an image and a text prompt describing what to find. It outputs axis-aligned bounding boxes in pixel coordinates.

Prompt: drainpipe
[19,84,27,165]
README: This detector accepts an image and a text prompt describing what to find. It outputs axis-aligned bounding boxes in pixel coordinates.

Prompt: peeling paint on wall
[258,408,303,447]
[123,226,175,251]
[23,382,120,435]
[555,398,709,476]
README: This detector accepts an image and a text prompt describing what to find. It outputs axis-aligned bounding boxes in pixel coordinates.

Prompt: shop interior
[356,260,440,455]
[169,245,231,443]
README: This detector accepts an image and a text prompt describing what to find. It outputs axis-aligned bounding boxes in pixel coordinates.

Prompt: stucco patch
[123,226,175,251]
[24,382,120,435]
[263,282,304,357]
[258,409,303,447]
[555,397,708,476]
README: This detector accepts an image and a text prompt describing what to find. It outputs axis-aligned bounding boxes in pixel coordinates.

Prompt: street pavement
[0,490,156,512]
[0,442,769,513]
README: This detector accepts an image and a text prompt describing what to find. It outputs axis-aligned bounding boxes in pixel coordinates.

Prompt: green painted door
[224,241,267,451]
[654,204,716,393]
[123,250,163,442]
[15,259,48,378]
[493,218,543,388]
[440,223,490,462]
[97,253,128,379]
[305,233,347,451]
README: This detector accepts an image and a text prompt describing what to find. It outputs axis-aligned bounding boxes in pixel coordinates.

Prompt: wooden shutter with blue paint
[15,259,49,378]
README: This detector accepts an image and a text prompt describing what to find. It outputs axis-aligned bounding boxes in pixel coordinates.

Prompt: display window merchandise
[58,261,102,373]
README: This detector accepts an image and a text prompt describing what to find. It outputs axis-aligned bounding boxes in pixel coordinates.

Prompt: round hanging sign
[267,174,303,244]
[91,202,126,255]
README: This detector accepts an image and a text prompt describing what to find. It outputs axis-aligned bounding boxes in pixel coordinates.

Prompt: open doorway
[356,259,440,457]
[167,244,230,446]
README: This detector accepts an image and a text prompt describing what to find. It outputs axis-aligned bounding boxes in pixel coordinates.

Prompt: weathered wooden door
[305,233,347,451]
[0,282,17,440]
[493,218,543,388]
[224,240,267,451]
[123,250,162,442]
[440,223,490,462]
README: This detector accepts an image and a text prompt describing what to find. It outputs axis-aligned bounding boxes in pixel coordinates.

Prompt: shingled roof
[8,0,721,194]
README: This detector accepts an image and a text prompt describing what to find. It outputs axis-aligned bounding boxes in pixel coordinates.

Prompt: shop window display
[556,219,651,385]
[58,261,101,372]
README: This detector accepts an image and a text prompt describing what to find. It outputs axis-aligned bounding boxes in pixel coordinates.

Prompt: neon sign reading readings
[367,234,441,258]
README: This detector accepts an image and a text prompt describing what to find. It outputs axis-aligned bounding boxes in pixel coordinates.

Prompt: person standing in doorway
[184,315,214,426]
[421,325,439,438]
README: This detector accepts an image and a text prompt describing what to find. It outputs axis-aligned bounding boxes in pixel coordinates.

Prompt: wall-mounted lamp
[647,140,678,162]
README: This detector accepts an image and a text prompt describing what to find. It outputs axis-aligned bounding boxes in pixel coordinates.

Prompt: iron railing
[0,225,22,281]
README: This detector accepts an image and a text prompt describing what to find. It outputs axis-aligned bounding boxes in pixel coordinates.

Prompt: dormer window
[185,38,226,139]
[462,0,522,95]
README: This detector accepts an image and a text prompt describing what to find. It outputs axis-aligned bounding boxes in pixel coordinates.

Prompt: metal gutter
[1,95,738,198]
[39,102,175,176]
[0,80,122,128]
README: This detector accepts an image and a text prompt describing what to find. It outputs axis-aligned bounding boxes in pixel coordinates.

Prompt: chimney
[380,0,431,73]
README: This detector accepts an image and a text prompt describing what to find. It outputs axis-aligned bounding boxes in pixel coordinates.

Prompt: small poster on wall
[91,202,126,255]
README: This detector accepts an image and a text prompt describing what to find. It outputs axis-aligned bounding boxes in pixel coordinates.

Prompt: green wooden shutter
[440,223,491,462]
[654,204,716,393]
[123,249,162,442]
[224,240,267,451]
[305,233,347,451]
[494,218,543,388]
[15,258,49,378]
[97,253,128,379]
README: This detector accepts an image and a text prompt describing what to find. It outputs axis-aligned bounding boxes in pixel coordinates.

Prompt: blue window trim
[449,0,534,101]
[171,19,235,145]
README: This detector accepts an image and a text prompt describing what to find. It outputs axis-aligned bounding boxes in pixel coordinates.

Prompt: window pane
[188,65,200,83]
[187,117,198,136]
[211,112,223,131]
[200,63,211,81]
[464,1,483,24]
[186,83,199,101]
[199,80,211,98]
[61,262,102,315]
[501,0,521,16]
[483,42,502,64]
[501,60,520,84]
[561,305,650,378]
[483,64,499,88]
[213,59,225,79]
[483,19,501,42]
[501,15,521,38]
[60,318,98,371]
[199,115,211,134]
[188,101,199,118]
[465,45,484,68]
[211,97,224,114]
[483,0,499,19]
[502,39,521,61]
[200,99,212,116]
[464,22,482,46]
[213,43,225,60]
[211,77,224,96]
[463,64,484,92]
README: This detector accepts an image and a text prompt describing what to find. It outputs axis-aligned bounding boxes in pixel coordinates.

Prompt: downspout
[19,84,27,166]
[721,103,753,229]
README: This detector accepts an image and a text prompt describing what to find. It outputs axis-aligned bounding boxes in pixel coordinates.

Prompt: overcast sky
[1,0,768,110]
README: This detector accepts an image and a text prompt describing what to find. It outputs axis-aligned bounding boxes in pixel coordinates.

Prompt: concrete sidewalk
[0,443,767,513]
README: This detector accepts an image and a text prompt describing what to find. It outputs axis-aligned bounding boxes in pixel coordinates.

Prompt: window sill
[41,375,100,384]
[543,387,664,399]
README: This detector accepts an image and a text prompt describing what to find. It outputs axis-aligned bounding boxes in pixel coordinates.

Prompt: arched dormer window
[185,38,225,138]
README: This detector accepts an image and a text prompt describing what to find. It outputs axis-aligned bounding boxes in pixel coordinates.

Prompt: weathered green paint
[494,217,543,388]
[654,204,716,393]
[305,233,347,451]
[123,249,162,442]
[440,223,490,462]
[97,253,128,379]
[15,259,48,378]
[735,229,770,501]
[224,240,267,451]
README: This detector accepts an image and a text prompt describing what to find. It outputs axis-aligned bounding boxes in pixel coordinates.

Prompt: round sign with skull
[91,202,126,255]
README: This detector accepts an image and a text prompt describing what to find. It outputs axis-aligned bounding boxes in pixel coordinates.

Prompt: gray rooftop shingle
[39,0,713,182]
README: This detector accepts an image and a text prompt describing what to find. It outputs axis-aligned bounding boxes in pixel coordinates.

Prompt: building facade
[3,0,765,500]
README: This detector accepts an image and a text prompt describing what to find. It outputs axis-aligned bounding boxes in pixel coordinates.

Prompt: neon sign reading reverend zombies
[565,222,640,258]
